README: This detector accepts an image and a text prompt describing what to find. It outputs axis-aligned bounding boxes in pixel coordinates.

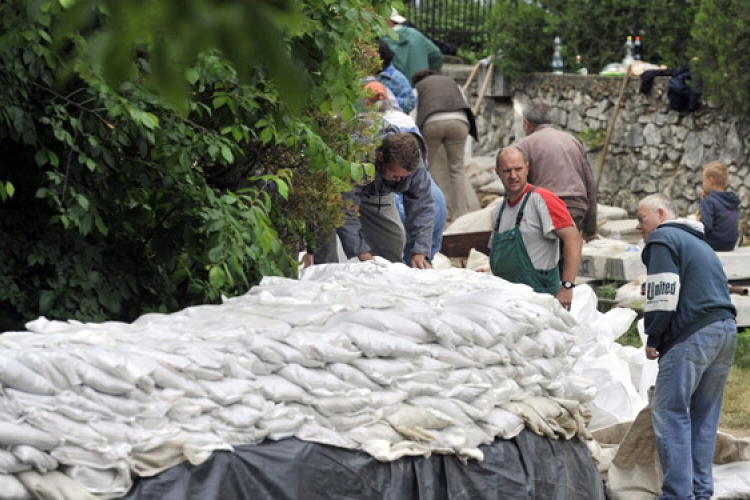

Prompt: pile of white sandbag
[0,260,634,499]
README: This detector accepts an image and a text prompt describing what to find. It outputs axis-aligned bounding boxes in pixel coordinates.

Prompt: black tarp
[123,430,605,499]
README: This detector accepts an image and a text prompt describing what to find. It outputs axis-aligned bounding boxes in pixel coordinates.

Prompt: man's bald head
[496,146,527,170]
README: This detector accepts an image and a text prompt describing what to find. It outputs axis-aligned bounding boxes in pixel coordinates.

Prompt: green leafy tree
[0,0,389,331]
[487,0,697,77]
[691,0,750,117]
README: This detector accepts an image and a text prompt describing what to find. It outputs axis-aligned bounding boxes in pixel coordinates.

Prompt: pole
[596,65,631,189]
[462,61,482,95]
[473,63,494,117]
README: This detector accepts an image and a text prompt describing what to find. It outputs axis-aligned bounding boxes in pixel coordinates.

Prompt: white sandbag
[481,408,525,439]
[76,362,135,396]
[143,359,208,397]
[15,353,72,391]
[258,406,307,439]
[296,422,357,449]
[182,434,233,466]
[443,383,491,402]
[0,353,57,395]
[326,309,433,343]
[0,473,32,500]
[386,405,455,441]
[12,445,58,473]
[314,395,370,417]
[66,461,133,496]
[326,363,382,390]
[212,405,265,428]
[424,345,476,368]
[79,387,146,418]
[277,365,358,397]
[367,390,409,408]
[435,311,488,346]
[0,448,32,474]
[73,348,155,392]
[242,335,324,368]
[199,378,254,406]
[457,345,506,367]
[0,421,61,451]
[338,323,428,359]
[254,375,312,404]
[408,396,473,427]
[25,410,105,446]
[393,380,443,398]
[275,329,361,364]
[20,468,101,500]
[351,359,417,385]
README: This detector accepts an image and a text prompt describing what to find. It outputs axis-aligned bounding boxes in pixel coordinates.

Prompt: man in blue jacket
[637,193,737,500]
[308,131,435,269]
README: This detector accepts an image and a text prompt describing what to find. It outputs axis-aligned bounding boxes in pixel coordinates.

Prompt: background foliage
[487,0,698,78]
[0,0,388,331]
[691,0,750,118]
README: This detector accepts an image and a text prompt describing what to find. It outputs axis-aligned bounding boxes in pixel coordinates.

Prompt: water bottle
[552,35,563,74]
[623,36,634,68]
[575,55,587,75]
[635,36,643,61]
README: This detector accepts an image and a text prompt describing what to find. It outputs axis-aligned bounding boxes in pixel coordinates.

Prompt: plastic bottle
[552,34,563,74]
[575,55,588,75]
[623,36,634,68]
[634,36,642,61]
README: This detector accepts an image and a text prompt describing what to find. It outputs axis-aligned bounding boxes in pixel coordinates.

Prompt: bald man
[489,147,582,309]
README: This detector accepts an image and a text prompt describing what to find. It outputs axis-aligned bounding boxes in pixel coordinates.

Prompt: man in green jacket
[384,8,442,82]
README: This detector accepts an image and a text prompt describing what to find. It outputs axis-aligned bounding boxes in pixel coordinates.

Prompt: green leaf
[260,127,273,144]
[209,266,226,288]
[185,68,199,85]
[75,194,90,210]
[39,291,55,313]
[275,178,289,199]
[220,145,234,163]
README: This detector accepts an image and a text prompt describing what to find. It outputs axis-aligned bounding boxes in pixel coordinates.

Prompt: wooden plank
[441,231,492,259]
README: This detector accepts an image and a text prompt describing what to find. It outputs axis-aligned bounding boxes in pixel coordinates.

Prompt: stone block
[731,295,750,328]
[598,204,628,222]
[716,247,750,280]
[598,219,642,244]
[579,240,630,279]
[605,251,647,282]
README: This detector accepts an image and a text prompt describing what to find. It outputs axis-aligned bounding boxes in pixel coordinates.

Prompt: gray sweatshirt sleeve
[402,166,435,256]
[336,186,371,258]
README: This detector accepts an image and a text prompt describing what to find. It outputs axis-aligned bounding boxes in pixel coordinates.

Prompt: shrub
[691,0,750,118]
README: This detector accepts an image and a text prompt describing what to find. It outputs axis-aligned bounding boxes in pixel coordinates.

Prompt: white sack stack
[0,260,629,498]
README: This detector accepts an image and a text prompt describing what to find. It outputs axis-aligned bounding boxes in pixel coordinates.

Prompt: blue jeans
[652,318,737,500]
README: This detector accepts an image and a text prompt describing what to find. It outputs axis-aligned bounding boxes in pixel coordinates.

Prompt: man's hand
[410,253,432,269]
[358,252,373,262]
[299,252,314,269]
[556,287,573,311]
[645,346,660,360]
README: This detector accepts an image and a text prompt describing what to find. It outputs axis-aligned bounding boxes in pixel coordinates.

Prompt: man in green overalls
[489,147,583,311]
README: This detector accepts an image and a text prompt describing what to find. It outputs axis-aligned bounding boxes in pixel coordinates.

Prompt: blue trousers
[651,318,737,500]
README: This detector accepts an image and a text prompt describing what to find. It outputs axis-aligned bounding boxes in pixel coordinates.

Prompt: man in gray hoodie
[637,193,737,500]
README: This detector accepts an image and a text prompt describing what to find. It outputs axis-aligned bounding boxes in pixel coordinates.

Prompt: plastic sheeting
[123,430,605,500]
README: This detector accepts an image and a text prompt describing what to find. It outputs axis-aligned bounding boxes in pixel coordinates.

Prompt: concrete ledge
[732,295,750,328]
[716,247,750,280]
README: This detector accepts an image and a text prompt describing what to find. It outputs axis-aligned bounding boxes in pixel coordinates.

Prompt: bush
[691,0,750,118]
[0,0,385,330]
[487,0,697,77]
[734,328,750,369]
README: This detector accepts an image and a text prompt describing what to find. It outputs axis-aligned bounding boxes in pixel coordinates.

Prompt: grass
[720,366,750,434]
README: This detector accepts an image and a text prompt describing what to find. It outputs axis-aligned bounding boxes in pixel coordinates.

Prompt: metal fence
[403,0,496,55]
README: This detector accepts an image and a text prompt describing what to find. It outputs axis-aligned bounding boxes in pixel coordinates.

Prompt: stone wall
[443,64,750,241]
